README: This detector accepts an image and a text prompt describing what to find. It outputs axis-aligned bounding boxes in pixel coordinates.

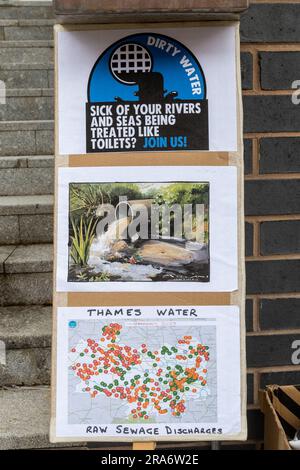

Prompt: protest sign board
[51,22,247,444]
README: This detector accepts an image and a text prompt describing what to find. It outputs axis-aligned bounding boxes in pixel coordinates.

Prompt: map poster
[57,24,237,154]
[56,165,238,292]
[52,305,242,442]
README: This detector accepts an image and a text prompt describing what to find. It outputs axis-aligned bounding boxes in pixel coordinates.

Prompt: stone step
[0,305,51,386]
[0,120,54,155]
[0,155,54,197]
[0,305,51,348]
[0,243,53,306]
[5,88,53,96]
[0,387,84,450]
[0,39,53,47]
[1,21,54,41]
[0,193,53,216]
[3,243,53,273]
[0,62,53,69]
[0,119,53,130]
[0,64,53,89]
[0,41,53,65]
[0,2,54,21]
[0,19,55,27]
[0,88,53,121]
[0,154,53,168]
[0,192,53,245]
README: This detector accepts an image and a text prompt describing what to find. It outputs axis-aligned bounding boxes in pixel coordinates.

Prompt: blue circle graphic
[88,33,206,102]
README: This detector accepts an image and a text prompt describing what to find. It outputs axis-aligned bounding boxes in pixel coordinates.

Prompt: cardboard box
[260,385,300,450]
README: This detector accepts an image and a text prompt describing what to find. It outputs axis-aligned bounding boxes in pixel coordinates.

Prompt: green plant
[70,183,143,216]
[70,216,98,266]
[156,183,209,206]
[76,271,89,281]
[89,273,110,282]
[70,185,106,216]
[154,183,209,240]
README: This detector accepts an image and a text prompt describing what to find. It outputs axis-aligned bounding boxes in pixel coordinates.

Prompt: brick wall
[240,0,300,449]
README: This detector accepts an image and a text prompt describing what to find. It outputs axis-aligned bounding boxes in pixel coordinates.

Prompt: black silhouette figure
[115,71,178,103]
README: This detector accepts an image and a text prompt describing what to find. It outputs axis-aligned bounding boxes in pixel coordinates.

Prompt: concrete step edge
[0,63,53,70]
[0,20,18,27]
[0,120,53,131]
[0,40,53,48]
[0,155,54,169]
[0,19,55,27]
[5,88,53,97]
[0,194,53,215]
[1,1,53,6]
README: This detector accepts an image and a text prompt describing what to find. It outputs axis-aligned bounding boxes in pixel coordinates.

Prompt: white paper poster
[53,305,241,441]
[57,25,237,154]
[56,165,237,292]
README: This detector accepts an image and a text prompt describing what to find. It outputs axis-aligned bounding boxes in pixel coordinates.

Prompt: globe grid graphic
[110,43,152,84]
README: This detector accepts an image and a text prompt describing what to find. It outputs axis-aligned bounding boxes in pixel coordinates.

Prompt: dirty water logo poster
[58,26,238,154]
[86,33,209,153]
[56,167,238,293]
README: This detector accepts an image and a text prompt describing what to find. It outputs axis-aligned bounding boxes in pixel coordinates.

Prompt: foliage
[75,270,110,282]
[155,183,209,207]
[154,183,209,240]
[75,271,89,281]
[70,185,105,217]
[70,183,143,216]
[69,183,143,267]
[89,273,110,282]
[70,216,98,266]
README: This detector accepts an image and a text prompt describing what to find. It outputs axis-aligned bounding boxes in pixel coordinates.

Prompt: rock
[137,240,195,267]
[111,240,129,253]
[107,240,133,261]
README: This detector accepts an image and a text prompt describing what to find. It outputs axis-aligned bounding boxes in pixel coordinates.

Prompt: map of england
[69,322,211,421]
[68,319,217,426]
